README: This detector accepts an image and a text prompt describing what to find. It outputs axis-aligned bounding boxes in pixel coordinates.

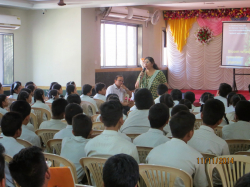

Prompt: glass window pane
[105,24,116,66]
[3,34,14,85]
[101,23,104,66]
[117,25,126,66]
[127,26,137,66]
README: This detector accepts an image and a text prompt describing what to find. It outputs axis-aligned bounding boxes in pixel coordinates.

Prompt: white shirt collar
[22,124,29,130]
[66,125,73,129]
[102,130,119,135]
[35,100,43,103]
[170,138,187,145]
[2,135,17,142]
[113,84,120,90]
[199,125,215,133]
[148,128,164,135]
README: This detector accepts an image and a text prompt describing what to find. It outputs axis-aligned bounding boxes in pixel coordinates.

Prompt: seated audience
[133,103,170,147]
[179,99,192,110]
[222,100,250,139]
[9,82,22,99]
[25,81,37,89]
[184,91,196,109]
[0,144,4,187]
[80,84,99,112]
[49,82,58,90]
[170,89,182,105]
[234,173,250,187]
[0,94,8,115]
[226,94,246,121]
[46,89,59,103]
[103,154,139,187]
[65,84,77,100]
[226,92,236,113]
[26,84,36,104]
[60,114,92,182]
[39,98,68,130]
[160,93,174,112]
[0,83,3,95]
[0,112,25,187]
[54,103,83,139]
[52,83,63,95]
[120,88,154,134]
[10,101,40,147]
[93,82,106,102]
[9,146,50,187]
[193,92,214,113]
[67,94,81,105]
[154,84,168,104]
[85,100,139,162]
[146,111,207,187]
[214,83,232,108]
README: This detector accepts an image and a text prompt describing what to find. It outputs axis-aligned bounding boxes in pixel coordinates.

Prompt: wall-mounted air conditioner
[0,15,21,30]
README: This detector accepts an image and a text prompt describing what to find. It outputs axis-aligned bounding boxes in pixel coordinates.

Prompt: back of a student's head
[160,93,174,108]
[34,88,45,103]
[49,82,58,90]
[21,88,31,95]
[95,82,106,94]
[0,144,5,187]
[179,99,192,109]
[234,173,250,187]
[227,92,237,107]
[9,146,49,187]
[235,101,250,122]
[66,81,75,87]
[200,92,214,103]
[184,91,195,104]
[202,99,225,126]
[10,100,31,122]
[106,93,119,101]
[17,91,31,104]
[232,94,246,107]
[157,84,168,96]
[103,154,139,187]
[171,104,189,117]
[65,103,83,125]
[52,98,68,118]
[72,114,92,138]
[48,89,59,99]
[25,81,34,87]
[149,103,169,129]
[66,84,76,95]
[52,83,62,91]
[82,84,92,95]
[218,83,232,97]
[135,88,154,110]
[100,100,123,127]
[170,89,182,101]
[26,84,35,93]
[1,112,22,137]
[67,94,81,105]
[170,111,195,139]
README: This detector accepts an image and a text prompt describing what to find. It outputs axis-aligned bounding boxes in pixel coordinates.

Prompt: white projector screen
[222,22,250,67]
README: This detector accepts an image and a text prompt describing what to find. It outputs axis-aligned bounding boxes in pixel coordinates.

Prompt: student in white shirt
[222,100,250,140]
[193,92,214,113]
[103,154,139,187]
[11,101,41,147]
[120,88,154,134]
[0,94,8,115]
[54,103,83,139]
[52,83,63,96]
[184,91,196,109]
[0,144,5,187]
[61,113,92,183]
[93,82,107,102]
[226,92,236,113]
[80,84,99,113]
[67,94,81,105]
[85,100,139,162]
[154,84,168,104]
[9,146,51,187]
[46,89,59,103]
[0,82,3,95]
[0,112,25,187]
[9,82,22,99]
[65,84,78,100]
[170,89,182,106]
[26,84,36,104]
[214,83,232,108]
[40,98,68,130]
[133,103,170,147]
[226,94,246,121]
[146,111,207,187]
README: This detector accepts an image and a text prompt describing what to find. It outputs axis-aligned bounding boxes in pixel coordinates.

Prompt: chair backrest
[194,119,203,130]
[4,154,12,163]
[35,129,59,151]
[139,164,193,187]
[94,99,104,111]
[80,101,96,116]
[225,139,250,154]
[207,155,250,187]
[235,151,250,156]
[126,134,140,142]
[79,157,107,187]
[16,139,33,148]
[92,122,104,130]
[214,126,223,138]
[45,102,52,110]
[91,114,99,122]
[136,146,153,164]
[61,119,67,124]
[43,153,78,184]
[30,112,39,130]
[201,152,216,187]
[6,98,16,111]
[31,107,51,128]
[47,139,63,155]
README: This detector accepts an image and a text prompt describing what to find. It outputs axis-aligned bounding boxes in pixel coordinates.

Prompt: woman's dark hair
[21,88,31,94]
[49,82,58,90]
[25,81,34,87]
[218,83,232,97]
[160,93,174,108]
[82,84,92,95]
[26,85,35,92]
[135,88,154,110]
[52,83,62,91]
[200,92,214,112]
[144,57,159,70]
[227,92,236,107]
[34,89,45,103]
[232,94,246,107]
[10,82,21,95]
[48,89,58,99]
[17,91,30,102]
[0,94,7,108]
[179,99,192,109]
[66,85,75,95]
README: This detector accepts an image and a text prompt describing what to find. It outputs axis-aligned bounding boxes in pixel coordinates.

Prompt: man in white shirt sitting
[84,100,139,163]
[93,82,106,102]
[60,113,92,183]
[54,103,83,139]
[10,101,41,147]
[170,89,182,106]
[154,84,168,104]
[80,84,99,113]
[214,83,232,108]
[120,88,154,134]
[40,98,68,130]
[222,100,250,139]
[133,103,170,147]
[146,111,207,187]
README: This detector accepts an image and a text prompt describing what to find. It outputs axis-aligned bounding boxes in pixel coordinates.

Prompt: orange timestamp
[197,157,234,164]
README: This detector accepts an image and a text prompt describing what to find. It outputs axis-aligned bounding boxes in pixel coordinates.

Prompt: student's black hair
[232,94,246,107]
[1,112,23,136]
[234,173,250,187]
[48,89,58,99]
[67,94,81,105]
[171,104,189,117]
[227,92,237,107]
[184,91,195,104]
[106,95,120,102]
[106,93,119,101]
[52,83,62,91]
[170,89,182,101]
[82,84,92,95]
[21,88,31,94]
[103,154,139,187]
[66,84,75,95]
[0,144,5,183]
[179,99,192,109]
[170,111,195,139]
[10,82,21,95]
[235,101,250,122]
[200,92,214,112]
[25,81,34,87]
[202,99,225,126]
[0,94,7,108]
[52,98,68,117]
[135,88,154,110]
[10,100,31,121]
[218,83,232,97]
[0,82,2,90]
[26,84,35,92]
[49,82,58,90]
[65,103,83,125]
[34,89,45,103]
[15,81,22,86]
[115,75,123,80]
[17,91,30,102]
[66,81,75,87]
[9,146,48,187]
[100,100,123,127]
[95,82,106,93]
[144,56,159,70]
[160,93,174,108]
[149,103,169,129]
[72,114,92,138]
[157,84,168,95]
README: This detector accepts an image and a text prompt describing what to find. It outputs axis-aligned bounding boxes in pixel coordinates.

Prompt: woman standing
[135,57,168,99]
